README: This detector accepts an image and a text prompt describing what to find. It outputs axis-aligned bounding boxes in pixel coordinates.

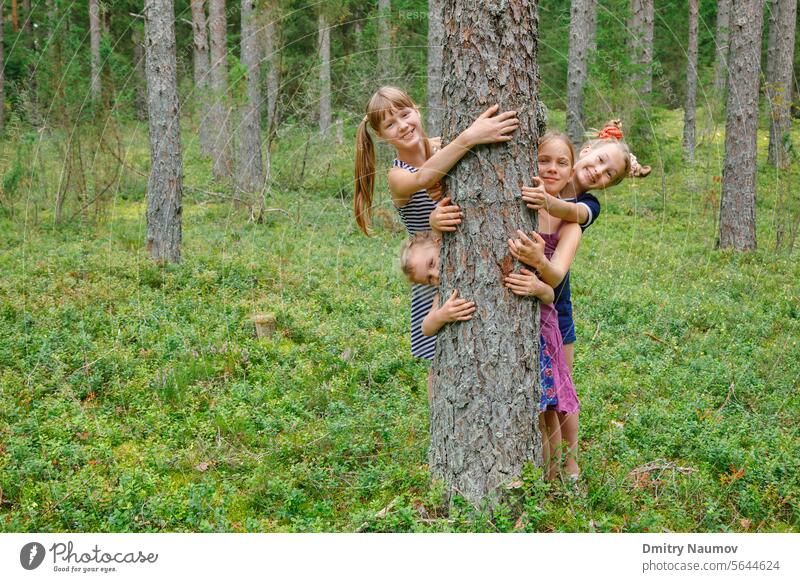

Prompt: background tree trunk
[208,0,232,180]
[427,0,444,135]
[89,0,101,102]
[713,0,731,97]
[190,0,212,155]
[10,0,16,32]
[719,0,764,251]
[628,0,653,95]
[378,0,391,79]
[766,0,797,168]
[430,0,542,510]
[567,0,595,148]
[144,0,183,263]
[262,1,279,138]
[132,25,149,121]
[237,0,265,194]
[682,0,698,161]
[318,12,331,135]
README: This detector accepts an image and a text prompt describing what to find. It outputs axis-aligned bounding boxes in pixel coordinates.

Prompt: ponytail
[354,117,376,235]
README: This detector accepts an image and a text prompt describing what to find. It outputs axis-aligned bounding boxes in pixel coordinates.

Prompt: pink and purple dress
[537,231,580,415]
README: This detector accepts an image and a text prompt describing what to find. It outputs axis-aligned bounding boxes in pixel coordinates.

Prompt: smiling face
[406,241,440,286]
[538,138,574,195]
[377,106,423,151]
[574,142,628,191]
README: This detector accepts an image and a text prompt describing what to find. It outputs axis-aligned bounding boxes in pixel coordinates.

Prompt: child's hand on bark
[508,229,546,268]
[504,268,552,302]
[436,289,476,323]
[521,177,554,211]
[430,196,462,232]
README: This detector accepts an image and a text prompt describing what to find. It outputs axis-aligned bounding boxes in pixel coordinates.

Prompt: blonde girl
[354,86,518,359]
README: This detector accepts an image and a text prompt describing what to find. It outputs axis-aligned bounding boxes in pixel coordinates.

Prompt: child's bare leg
[563,342,575,373]
[538,414,551,480]
[543,410,562,481]
[559,411,580,478]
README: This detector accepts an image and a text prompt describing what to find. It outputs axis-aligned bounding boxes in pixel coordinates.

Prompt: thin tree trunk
[208,0,232,179]
[713,0,731,97]
[719,0,764,251]
[567,0,595,148]
[1,1,5,134]
[144,0,183,263]
[89,0,101,102]
[431,0,542,510]
[10,0,16,32]
[766,0,797,168]
[682,0,698,161]
[377,0,390,78]
[21,0,28,32]
[628,0,653,95]
[190,0,212,154]
[132,25,148,121]
[262,2,279,136]
[237,0,264,194]
[427,0,444,135]
[318,12,331,136]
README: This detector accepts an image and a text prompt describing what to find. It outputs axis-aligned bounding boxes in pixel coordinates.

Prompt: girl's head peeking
[399,231,441,286]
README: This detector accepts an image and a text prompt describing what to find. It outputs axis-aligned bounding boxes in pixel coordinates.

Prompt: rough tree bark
[190,0,212,154]
[682,0,698,161]
[567,0,595,148]
[144,0,183,263]
[766,0,797,168]
[719,0,764,251]
[628,0,653,95]
[209,0,233,179]
[430,0,542,509]
[89,0,101,102]
[378,0,391,78]
[713,0,731,97]
[427,0,444,135]
[237,0,264,193]
[262,1,279,137]
[318,12,331,135]
[132,25,148,121]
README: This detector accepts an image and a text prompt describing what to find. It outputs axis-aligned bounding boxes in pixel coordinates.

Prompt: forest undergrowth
[0,108,798,532]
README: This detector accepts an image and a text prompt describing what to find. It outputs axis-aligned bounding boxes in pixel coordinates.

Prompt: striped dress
[393,158,438,360]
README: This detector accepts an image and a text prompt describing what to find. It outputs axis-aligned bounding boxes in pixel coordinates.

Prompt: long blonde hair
[354,86,433,235]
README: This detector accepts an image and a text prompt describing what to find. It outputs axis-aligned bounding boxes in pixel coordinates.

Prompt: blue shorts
[553,272,576,344]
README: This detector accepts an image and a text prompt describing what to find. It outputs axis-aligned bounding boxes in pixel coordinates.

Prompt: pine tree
[430,0,542,509]
[427,0,444,135]
[190,0,212,155]
[628,0,653,94]
[766,0,797,168]
[682,0,698,161]
[567,0,596,147]
[237,0,265,193]
[208,0,233,180]
[318,11,331,135]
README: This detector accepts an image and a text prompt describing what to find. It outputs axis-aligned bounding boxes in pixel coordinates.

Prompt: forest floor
[1,108,799,532]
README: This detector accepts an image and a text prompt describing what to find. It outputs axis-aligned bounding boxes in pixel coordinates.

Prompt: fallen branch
[627,459,696,480]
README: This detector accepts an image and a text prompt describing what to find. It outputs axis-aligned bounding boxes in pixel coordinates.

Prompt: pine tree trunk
[190,0,213,155]
[713,0,731,97]
[0,1,5,134]
[209,0,233,179]
[237,0,264,193]
[89,0,101,102]
[682,0,698,161]
[628,0,653,95]
[378,0,391,78]
[766,0,797,168]
[11,0,17,32]
[132,25,148,121]
[567,0,594,148]
[21,0,29,32]
[427,0,444,135]
[262,2,279,137]
[719,0,763,251]
[318,12,331,135]
[144,0,183,263]
[430,0,542,510]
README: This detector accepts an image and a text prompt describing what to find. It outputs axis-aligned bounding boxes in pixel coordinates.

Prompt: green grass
[0,108,798,532]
